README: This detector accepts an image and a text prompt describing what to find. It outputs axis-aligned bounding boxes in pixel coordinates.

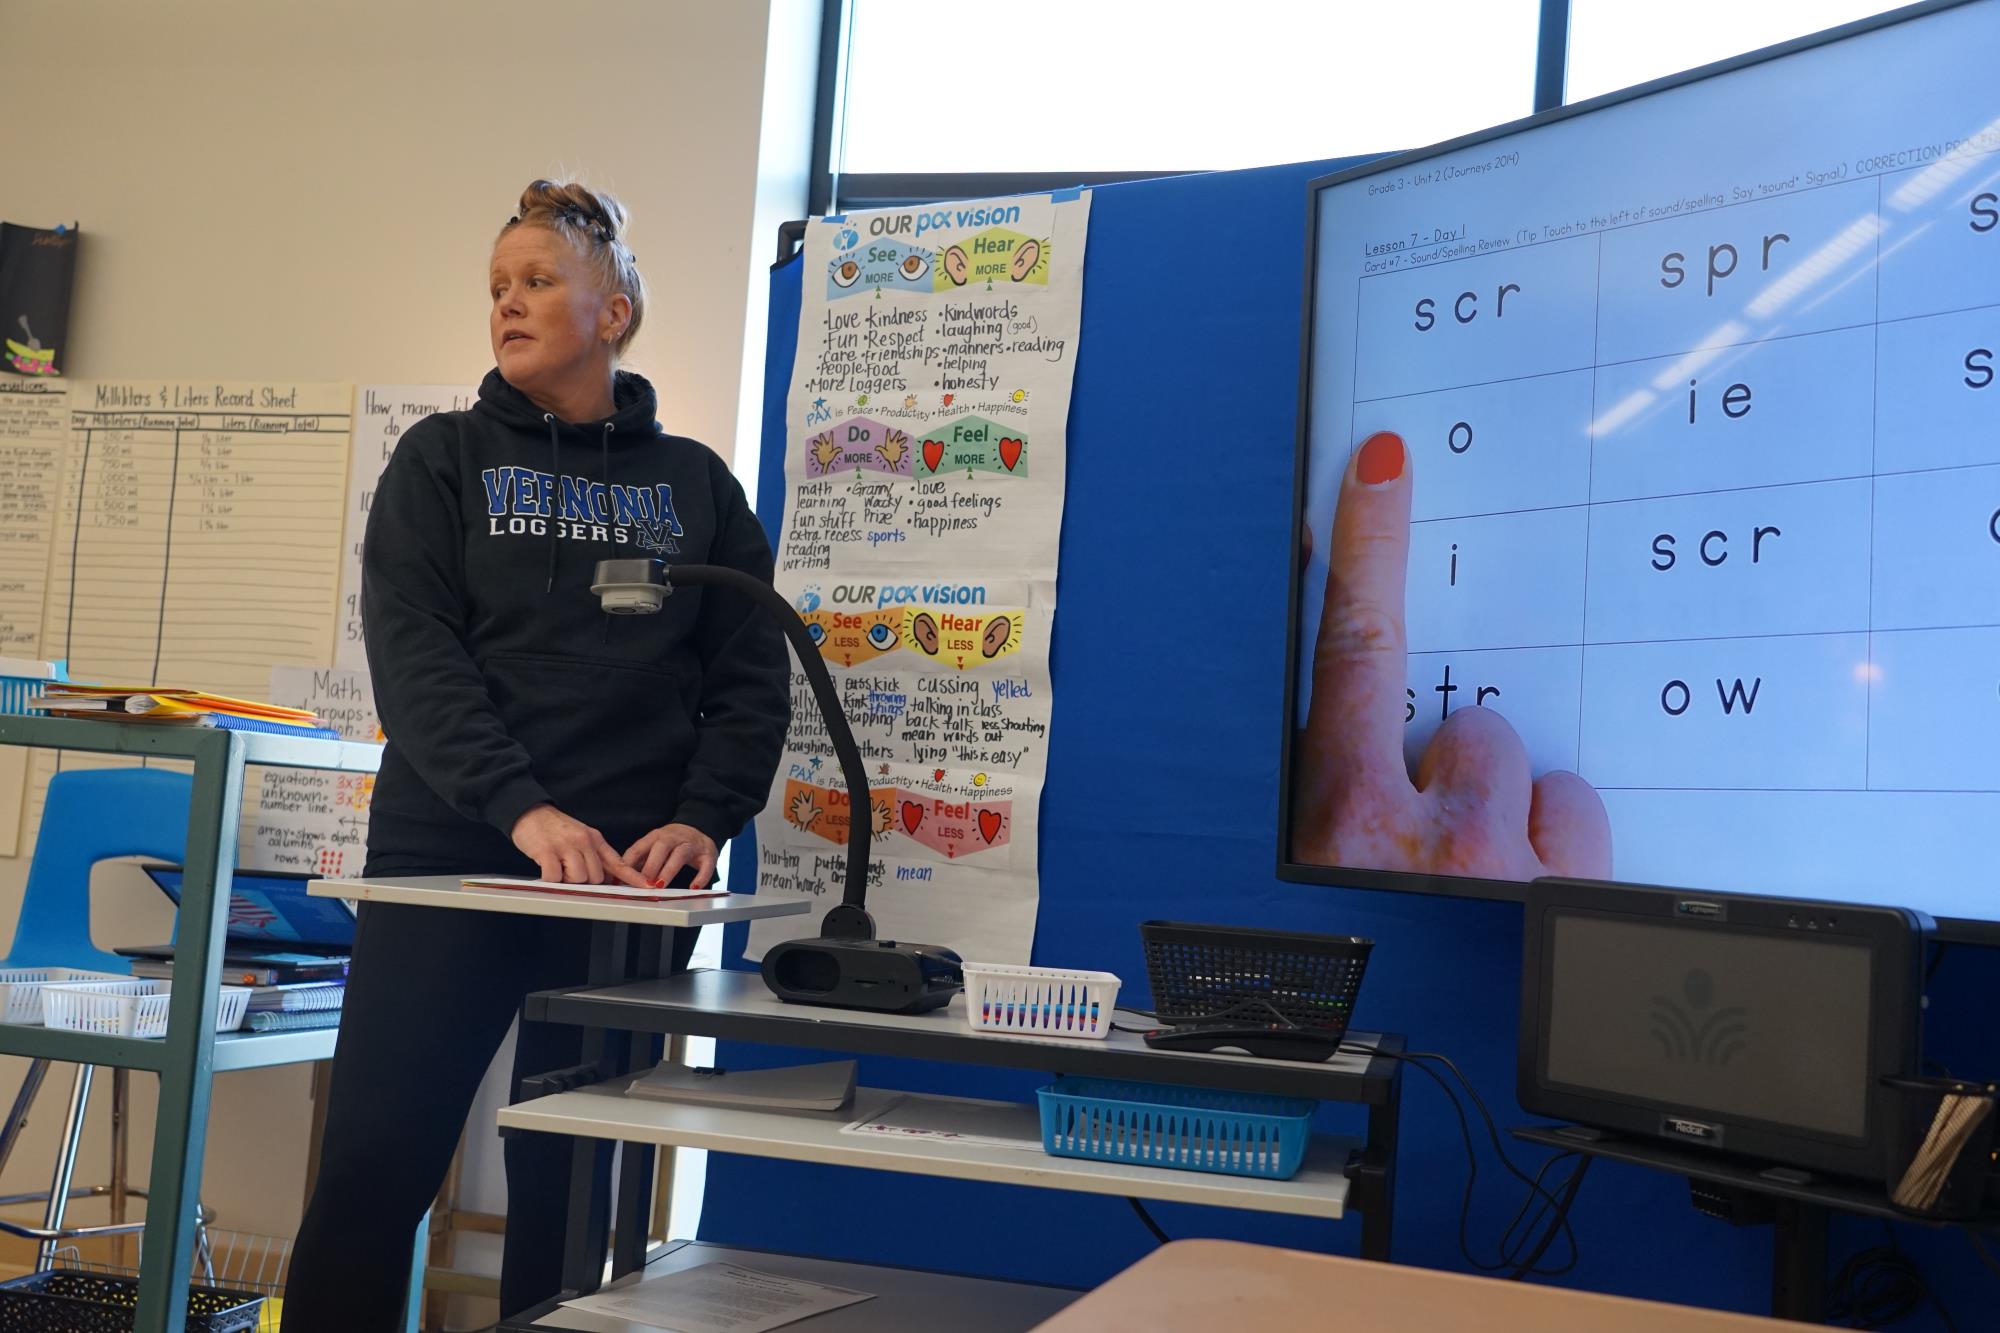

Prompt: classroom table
[1029,1238,1804,1332]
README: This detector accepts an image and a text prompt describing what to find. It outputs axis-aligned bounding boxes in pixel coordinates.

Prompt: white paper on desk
[559,1262,872,1332]
[840,1093,1044,1152]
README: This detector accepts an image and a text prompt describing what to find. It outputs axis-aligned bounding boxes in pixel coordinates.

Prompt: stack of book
[129,952,349,987]
[241,981,344,1032]
[126,958,346,1033]
[28,684,339,739]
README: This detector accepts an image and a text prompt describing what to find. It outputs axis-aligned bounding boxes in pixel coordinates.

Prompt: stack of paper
[625,1060,856,1112]
[30,684,336,737]
[461,876,728,903]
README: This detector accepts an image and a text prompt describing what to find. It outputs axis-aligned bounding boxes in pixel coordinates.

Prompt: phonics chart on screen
[1295,0,2000,922]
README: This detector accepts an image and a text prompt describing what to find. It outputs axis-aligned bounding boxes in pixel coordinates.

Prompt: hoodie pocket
[481,650,698,831]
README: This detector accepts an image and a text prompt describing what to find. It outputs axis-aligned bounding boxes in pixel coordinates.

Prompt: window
[822,0,1545,210]
[1564,0,1911,103]
[808,0,1926,216]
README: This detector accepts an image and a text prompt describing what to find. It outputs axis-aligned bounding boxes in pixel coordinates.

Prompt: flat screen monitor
[1519,878,1926,1181]
[1281,0,2000,943]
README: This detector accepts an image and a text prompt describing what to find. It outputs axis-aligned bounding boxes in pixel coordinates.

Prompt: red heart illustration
[921,439,945,472]
[998,438,1023,471]
[977,809,1002,844]
[901,801,925,835]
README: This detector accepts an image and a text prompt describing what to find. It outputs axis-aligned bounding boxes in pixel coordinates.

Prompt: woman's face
[488,226,625,402]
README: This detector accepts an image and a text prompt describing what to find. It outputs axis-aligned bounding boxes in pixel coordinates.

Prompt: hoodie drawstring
[544,415,621,602]
[600,422,615,641]
[543,413,560,593]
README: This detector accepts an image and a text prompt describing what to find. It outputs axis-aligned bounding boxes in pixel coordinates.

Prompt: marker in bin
[982,997,1102,1029]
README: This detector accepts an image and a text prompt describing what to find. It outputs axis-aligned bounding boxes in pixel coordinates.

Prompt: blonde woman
[284,181,789,1328]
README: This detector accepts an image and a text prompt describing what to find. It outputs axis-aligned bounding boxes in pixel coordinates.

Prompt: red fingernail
[650,879,665,888]
[1357,432,1405,485]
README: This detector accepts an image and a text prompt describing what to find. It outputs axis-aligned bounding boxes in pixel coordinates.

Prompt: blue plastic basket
[1036,1076,1316,1180]
[0,660,67,716]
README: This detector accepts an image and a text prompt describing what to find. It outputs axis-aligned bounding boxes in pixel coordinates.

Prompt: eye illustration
[867,621,898,649]
[806,621,827,647]
[832,259,862,288]
[899,253,930,280]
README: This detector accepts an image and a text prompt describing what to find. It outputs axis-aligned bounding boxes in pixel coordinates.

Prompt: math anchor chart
[237,385,474,874]
[752,192,1091,962]
[1298,0,2000,914]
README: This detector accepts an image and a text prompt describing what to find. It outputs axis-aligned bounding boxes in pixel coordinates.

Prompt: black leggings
[282,898,692,1329]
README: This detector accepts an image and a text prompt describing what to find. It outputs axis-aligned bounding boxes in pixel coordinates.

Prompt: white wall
[0,0,816,1309]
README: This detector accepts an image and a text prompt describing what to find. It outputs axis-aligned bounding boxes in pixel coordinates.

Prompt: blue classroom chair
[0,768,200,1268]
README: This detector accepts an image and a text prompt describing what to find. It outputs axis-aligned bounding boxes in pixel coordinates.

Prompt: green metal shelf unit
[0,714,381,1333]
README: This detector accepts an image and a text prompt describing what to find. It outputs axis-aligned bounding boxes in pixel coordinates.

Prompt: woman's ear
[603,293,633,345]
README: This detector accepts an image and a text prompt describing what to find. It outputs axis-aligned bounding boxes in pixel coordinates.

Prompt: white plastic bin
[0,969,129,1025]
[42,980,251,1038]
[961,963,1121,1040]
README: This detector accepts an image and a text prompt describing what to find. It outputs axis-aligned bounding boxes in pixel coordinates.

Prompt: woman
[284,180,790,1328]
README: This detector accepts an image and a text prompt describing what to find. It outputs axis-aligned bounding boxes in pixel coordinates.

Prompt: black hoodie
[359,368,790,874]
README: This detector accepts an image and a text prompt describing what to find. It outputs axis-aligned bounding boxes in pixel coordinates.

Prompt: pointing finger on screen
[1528,770,1613,879]
[1304,431,1414,794]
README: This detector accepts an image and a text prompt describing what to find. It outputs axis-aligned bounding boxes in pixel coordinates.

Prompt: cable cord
[1128,1197,1172,1244]
[1825,1221,1958,1330]
[1341,1043,1589,1279]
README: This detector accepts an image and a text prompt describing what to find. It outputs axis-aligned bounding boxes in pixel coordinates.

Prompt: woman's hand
[623,823,720,890]
[510,804,653,887]
[1293,432,1612,881]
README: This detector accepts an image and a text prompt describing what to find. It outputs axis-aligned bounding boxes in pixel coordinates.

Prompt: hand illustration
[810,432,841,473]
[1292,432,1612,881]
[788,790,823,831]
[871,796,894,836]
[877,429,910,471]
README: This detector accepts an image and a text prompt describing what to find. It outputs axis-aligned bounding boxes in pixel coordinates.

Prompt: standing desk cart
[310,877,1407,1331]
[0,713,382,1333]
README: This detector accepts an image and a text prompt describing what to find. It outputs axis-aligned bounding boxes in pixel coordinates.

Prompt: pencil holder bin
[962,963,1120,1040]
[1883,1075,1997,1220]
[42,980,251,1038]
[0,969,129,1025]
[1037,1076,1315,1180]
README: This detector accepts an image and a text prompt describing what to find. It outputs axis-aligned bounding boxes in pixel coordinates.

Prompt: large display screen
[1282,0,2000,938]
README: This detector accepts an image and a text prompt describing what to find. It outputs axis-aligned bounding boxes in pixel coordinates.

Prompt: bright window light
[1565,0,1909,103]
[839,0,1542,175]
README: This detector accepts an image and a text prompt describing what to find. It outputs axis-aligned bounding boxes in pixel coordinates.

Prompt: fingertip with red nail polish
[1356,432,1405,486]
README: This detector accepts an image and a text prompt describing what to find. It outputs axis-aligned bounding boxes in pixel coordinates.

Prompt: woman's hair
[499,179,647,356]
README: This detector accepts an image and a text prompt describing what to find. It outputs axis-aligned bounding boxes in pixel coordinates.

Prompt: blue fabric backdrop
[704,159,1997,1325]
